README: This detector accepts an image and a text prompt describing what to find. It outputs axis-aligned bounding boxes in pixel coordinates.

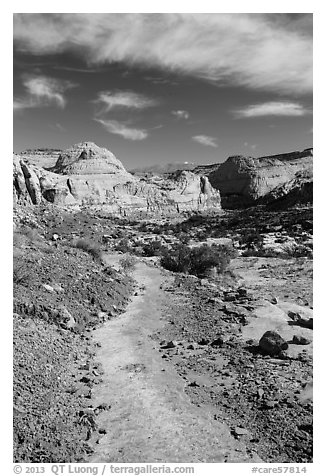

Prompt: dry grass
[75,238,103,261]
[119,255,137,273]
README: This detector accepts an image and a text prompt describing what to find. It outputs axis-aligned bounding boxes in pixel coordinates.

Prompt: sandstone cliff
[19,148,62,170]
[14,142,221,214]
[208,148,313,208]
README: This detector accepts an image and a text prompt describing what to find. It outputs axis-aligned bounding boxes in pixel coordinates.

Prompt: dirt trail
[89,257,261,463]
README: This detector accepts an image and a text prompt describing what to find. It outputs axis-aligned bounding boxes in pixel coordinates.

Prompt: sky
[13,13,313,169]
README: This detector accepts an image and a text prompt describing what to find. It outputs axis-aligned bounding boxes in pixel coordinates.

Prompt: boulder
[292,335,311,345]
[259,330,289,356]
[288,311,313,329]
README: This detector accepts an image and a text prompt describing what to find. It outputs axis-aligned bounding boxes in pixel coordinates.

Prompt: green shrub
[160,243,192,273]
[142,240,165,257]
[239,228,264,248]
[160,243,235,277]
[190,243,235,275]
[75,238,102,261]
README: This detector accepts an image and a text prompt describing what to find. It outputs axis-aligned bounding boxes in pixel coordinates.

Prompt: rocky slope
[14,142,221,214]
[13,207,134,462]
[208,149,313,208]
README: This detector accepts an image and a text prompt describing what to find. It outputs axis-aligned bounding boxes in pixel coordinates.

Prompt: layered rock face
[208,149,313,208]
[51,142,127,175]
[13,142,221,214]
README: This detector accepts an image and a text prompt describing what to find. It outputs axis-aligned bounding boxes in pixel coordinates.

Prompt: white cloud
[233,101,311,118]
[14,75,76,111]
[94,118,148,141]
[95,91,159,112]
[172,110,190,120]
[13,99,33,111]
[13,13,312,95]
[192,135,218,148]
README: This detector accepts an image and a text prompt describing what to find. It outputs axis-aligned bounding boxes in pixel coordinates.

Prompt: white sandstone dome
[52,141,128,175]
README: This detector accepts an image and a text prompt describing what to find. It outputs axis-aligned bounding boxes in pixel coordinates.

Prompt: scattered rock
[160,340,176,349]
[259,330,289,356]
[188,381,200,387]
[97,311,107,320]
[210,337,224,347]
[197,338,210,345]
[293,335,311,345]
[56,306,76,330]
[288,311,313,329]
[51,283,64,293]
[232,427,250,437]
[42,284,54,293]
[262,400,279,409]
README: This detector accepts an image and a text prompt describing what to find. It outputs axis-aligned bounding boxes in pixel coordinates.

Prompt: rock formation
[51,142,127,176]
[208,149,313,208]
[13,142,221,214]
[19,148,62,170]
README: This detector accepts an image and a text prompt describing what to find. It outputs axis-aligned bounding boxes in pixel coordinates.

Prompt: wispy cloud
[13,13,312,95]
[233,101,311,118]
[95,91,159,113]
[172,110,190,120]
[14,75,76,111]
[192,135,218,148]
[49,122,65,131]
[94,118,148,141]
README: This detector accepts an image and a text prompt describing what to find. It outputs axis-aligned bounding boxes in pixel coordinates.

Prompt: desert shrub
[239,228,264,248]
[114,238,133,253]
[179,232,191,244]
[160,243,234,277]
[142,239,166,257]
[282,243,313,258]
[119,255,137,273]
[161,243,192,273]
[189,243,235,275]
[75,238,102,261]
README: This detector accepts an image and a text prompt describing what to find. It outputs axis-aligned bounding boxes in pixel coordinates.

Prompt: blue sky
[13,13,313,168]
